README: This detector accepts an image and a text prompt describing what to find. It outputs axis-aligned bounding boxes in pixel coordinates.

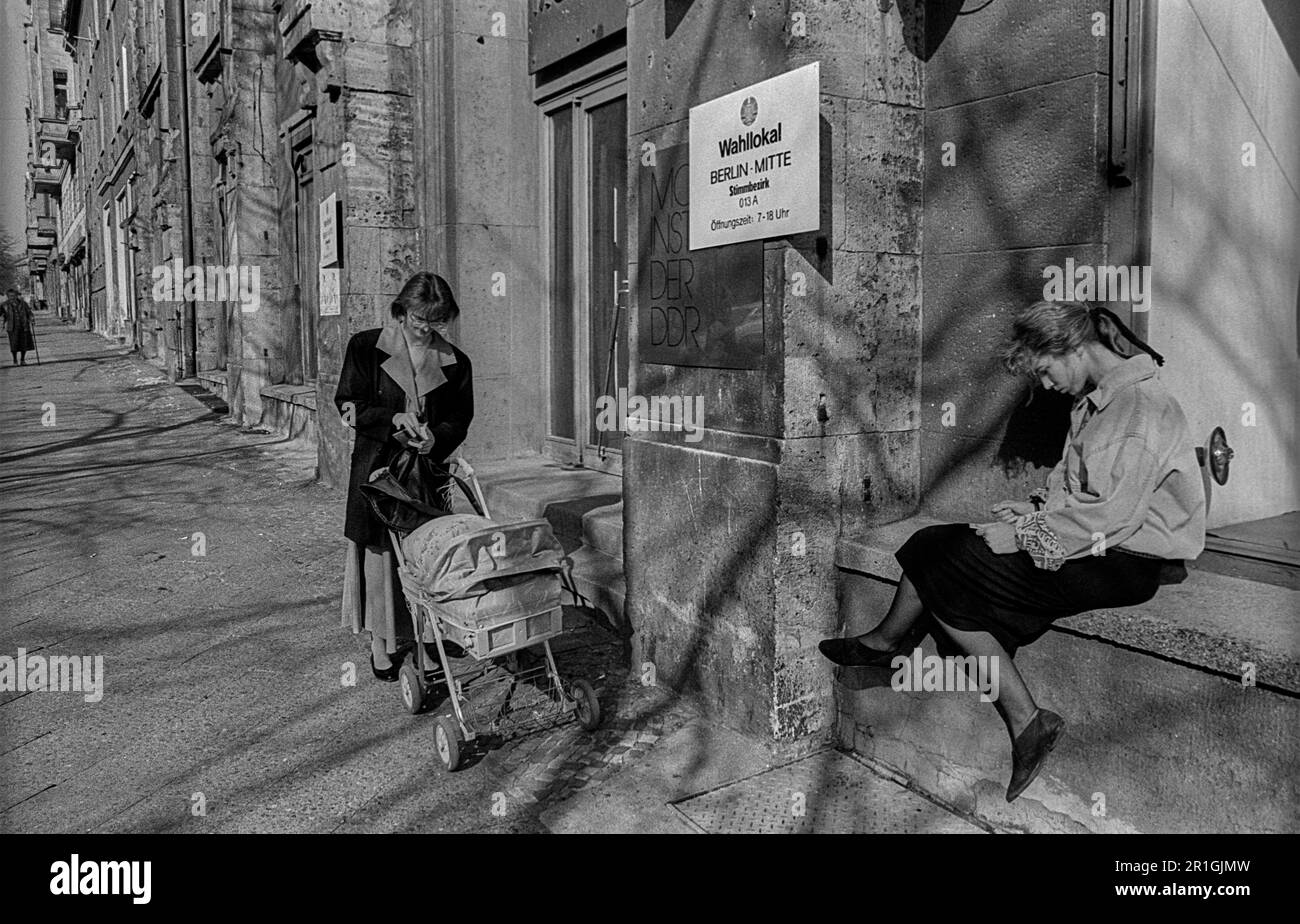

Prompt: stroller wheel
[435,715,464,772]
[399,662,425,715]
[570,679,601,731]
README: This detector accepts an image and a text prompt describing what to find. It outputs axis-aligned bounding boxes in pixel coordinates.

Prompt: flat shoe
[818,636,903,667]
[1006,709,1065,803]
[370,652,402,682]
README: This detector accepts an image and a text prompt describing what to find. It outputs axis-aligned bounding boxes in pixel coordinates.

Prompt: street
[0,314,692,833]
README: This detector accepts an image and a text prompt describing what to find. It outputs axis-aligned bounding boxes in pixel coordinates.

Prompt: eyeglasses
[406,316,447,332]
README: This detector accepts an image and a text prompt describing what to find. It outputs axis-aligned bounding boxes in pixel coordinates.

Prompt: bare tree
[0,230,29,295]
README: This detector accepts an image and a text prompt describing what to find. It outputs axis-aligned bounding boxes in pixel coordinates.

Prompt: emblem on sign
[740,96,758,126]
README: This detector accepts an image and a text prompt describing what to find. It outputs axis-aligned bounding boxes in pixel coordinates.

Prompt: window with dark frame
[53,70,69,121]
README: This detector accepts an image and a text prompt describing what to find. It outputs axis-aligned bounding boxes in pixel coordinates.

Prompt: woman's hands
[990,499,1035,523]
[970,521,1019,554]
[392,412,436,454]
[392,412,423,437]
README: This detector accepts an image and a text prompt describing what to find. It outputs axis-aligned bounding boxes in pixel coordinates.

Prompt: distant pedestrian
[334,272,474,682]
[1,289,36,366]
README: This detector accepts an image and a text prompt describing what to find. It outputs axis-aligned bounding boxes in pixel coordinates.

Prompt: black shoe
[371,652,402,682]
[1006,709,1065,803]
[817,636,905,667]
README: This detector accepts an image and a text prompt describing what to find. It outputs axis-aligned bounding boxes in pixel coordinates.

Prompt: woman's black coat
[334,327,473,548]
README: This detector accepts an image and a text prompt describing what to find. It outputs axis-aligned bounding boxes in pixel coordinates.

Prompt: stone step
[582,501,624,560]
[472,458,626,632]
[567,545,628,637]
[834,516,1300,833]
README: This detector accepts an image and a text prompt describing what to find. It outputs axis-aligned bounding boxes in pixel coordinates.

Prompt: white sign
[688,62,820,250]
[320,267,340,316]
[319,193,339,267]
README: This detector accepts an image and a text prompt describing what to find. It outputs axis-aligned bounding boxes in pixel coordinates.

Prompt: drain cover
[671,751,985,834]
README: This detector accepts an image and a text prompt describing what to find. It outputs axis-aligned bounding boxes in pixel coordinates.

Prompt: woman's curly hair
[1003,300,1158,377]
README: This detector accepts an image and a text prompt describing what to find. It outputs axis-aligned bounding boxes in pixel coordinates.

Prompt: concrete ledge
[472,458,626,631]
[837,516,1300,694]
[834,515,1300,832]
[473,459,622,521]
[583,501,623,560]
[836,514,942,580]
[258,383,319,443]
[196,370,228,400]
[568,545,628,636]
[260,383,316,405]
[833,621,1300,832]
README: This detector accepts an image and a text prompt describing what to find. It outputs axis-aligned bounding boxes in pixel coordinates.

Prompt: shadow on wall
[1262,0,1300,74]
[894,0,967,62]
[790,115,837,285]
[997,386,1073,473]
[665,0,692,39]
[917,0,1299,524]
[908,0,1115,519]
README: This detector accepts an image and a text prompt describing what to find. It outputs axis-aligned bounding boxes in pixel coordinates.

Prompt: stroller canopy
[400,515,567,629]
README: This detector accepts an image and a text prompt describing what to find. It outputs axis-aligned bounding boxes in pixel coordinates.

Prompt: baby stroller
[361,454,601,771]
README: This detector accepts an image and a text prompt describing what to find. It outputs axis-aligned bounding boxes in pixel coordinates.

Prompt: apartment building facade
[25,1,1298,763]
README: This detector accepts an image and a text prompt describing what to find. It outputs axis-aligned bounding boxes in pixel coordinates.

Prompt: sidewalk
[0,315,983,834]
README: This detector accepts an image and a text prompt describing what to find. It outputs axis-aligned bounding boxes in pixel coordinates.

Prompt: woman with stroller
[819,300,1205,802]
[335,272,474,681]
[2,288,36,366]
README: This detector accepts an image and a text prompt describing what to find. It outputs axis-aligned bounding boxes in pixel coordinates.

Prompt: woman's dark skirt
[896,524,1164,658]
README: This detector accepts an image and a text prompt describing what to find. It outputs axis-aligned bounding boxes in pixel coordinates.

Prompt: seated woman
[820,299,1206,802]
[334,272,474,681]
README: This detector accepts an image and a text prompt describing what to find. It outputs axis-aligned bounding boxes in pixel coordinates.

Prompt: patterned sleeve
[1013,511,1067,571]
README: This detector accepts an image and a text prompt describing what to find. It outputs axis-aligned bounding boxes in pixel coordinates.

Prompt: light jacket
[1013,353,1206,570]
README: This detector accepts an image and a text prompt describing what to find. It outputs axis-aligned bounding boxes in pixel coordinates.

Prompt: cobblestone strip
[486,645,698,813]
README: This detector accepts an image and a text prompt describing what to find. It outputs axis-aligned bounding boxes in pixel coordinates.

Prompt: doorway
[291,141,319,384]
[541,73,628,473]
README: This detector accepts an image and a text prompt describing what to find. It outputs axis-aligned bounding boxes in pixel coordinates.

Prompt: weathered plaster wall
[1147,0,1299,528]
[413,0,542,467]
[625,0,923,739]
[919,0,1111,522]
[295,0,421,487]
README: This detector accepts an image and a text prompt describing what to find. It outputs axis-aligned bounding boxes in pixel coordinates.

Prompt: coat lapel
[377,325,458,408]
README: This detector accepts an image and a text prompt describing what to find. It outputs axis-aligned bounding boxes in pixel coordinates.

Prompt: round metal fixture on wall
[1208,426,1234,486]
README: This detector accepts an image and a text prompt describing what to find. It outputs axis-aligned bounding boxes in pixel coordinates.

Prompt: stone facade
[26,0,212,367]
[21,0,74,315]
[27,0,1284,751]
[623,0,924,740]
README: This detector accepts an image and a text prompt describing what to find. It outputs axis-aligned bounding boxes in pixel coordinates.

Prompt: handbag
[360,446,454,534]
